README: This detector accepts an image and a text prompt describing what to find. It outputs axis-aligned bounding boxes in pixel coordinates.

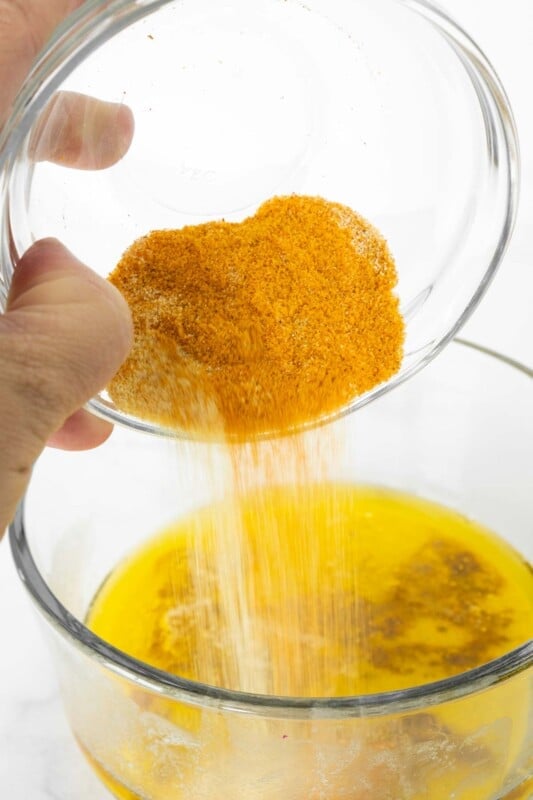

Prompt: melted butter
[88,484,532,695]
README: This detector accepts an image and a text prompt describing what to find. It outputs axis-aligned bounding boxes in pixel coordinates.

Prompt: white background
[0,1,532,797]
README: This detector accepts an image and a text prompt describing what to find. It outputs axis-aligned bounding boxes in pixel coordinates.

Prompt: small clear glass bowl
[0,0,520,438]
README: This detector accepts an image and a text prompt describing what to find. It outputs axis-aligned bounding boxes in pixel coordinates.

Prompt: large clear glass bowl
[0,0,520,437]
[10,340,533,799]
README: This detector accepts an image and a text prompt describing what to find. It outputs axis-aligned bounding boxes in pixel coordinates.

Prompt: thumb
[0,239,133,534]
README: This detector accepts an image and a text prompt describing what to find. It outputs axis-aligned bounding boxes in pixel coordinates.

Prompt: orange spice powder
[107,195,404,437]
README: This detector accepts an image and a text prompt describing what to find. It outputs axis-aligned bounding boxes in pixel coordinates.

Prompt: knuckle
[0,316,77,436]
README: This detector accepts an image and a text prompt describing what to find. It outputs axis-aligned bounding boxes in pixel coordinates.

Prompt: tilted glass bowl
[0,0,520,438]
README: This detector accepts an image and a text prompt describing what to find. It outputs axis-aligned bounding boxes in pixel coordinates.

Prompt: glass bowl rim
[9,339,533,720]
[0,0,521,442]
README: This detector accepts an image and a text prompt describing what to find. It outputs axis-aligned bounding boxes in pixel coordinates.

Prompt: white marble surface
[1,2,532,798]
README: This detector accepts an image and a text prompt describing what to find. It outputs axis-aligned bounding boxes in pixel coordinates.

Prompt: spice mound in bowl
[107,195,404,438]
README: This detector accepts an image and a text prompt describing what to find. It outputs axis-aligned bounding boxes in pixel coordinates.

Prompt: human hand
[0,1,134,534]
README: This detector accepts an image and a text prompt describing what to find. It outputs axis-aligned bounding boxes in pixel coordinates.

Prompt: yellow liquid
[85,485,533,799]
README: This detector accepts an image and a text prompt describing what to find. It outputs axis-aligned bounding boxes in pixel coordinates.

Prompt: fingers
[0,238,133,533]
[47,408,113,450]
[0,5,136,535]
[0,0,84,126]
[1,1,135,170]
[30,91,135,170]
